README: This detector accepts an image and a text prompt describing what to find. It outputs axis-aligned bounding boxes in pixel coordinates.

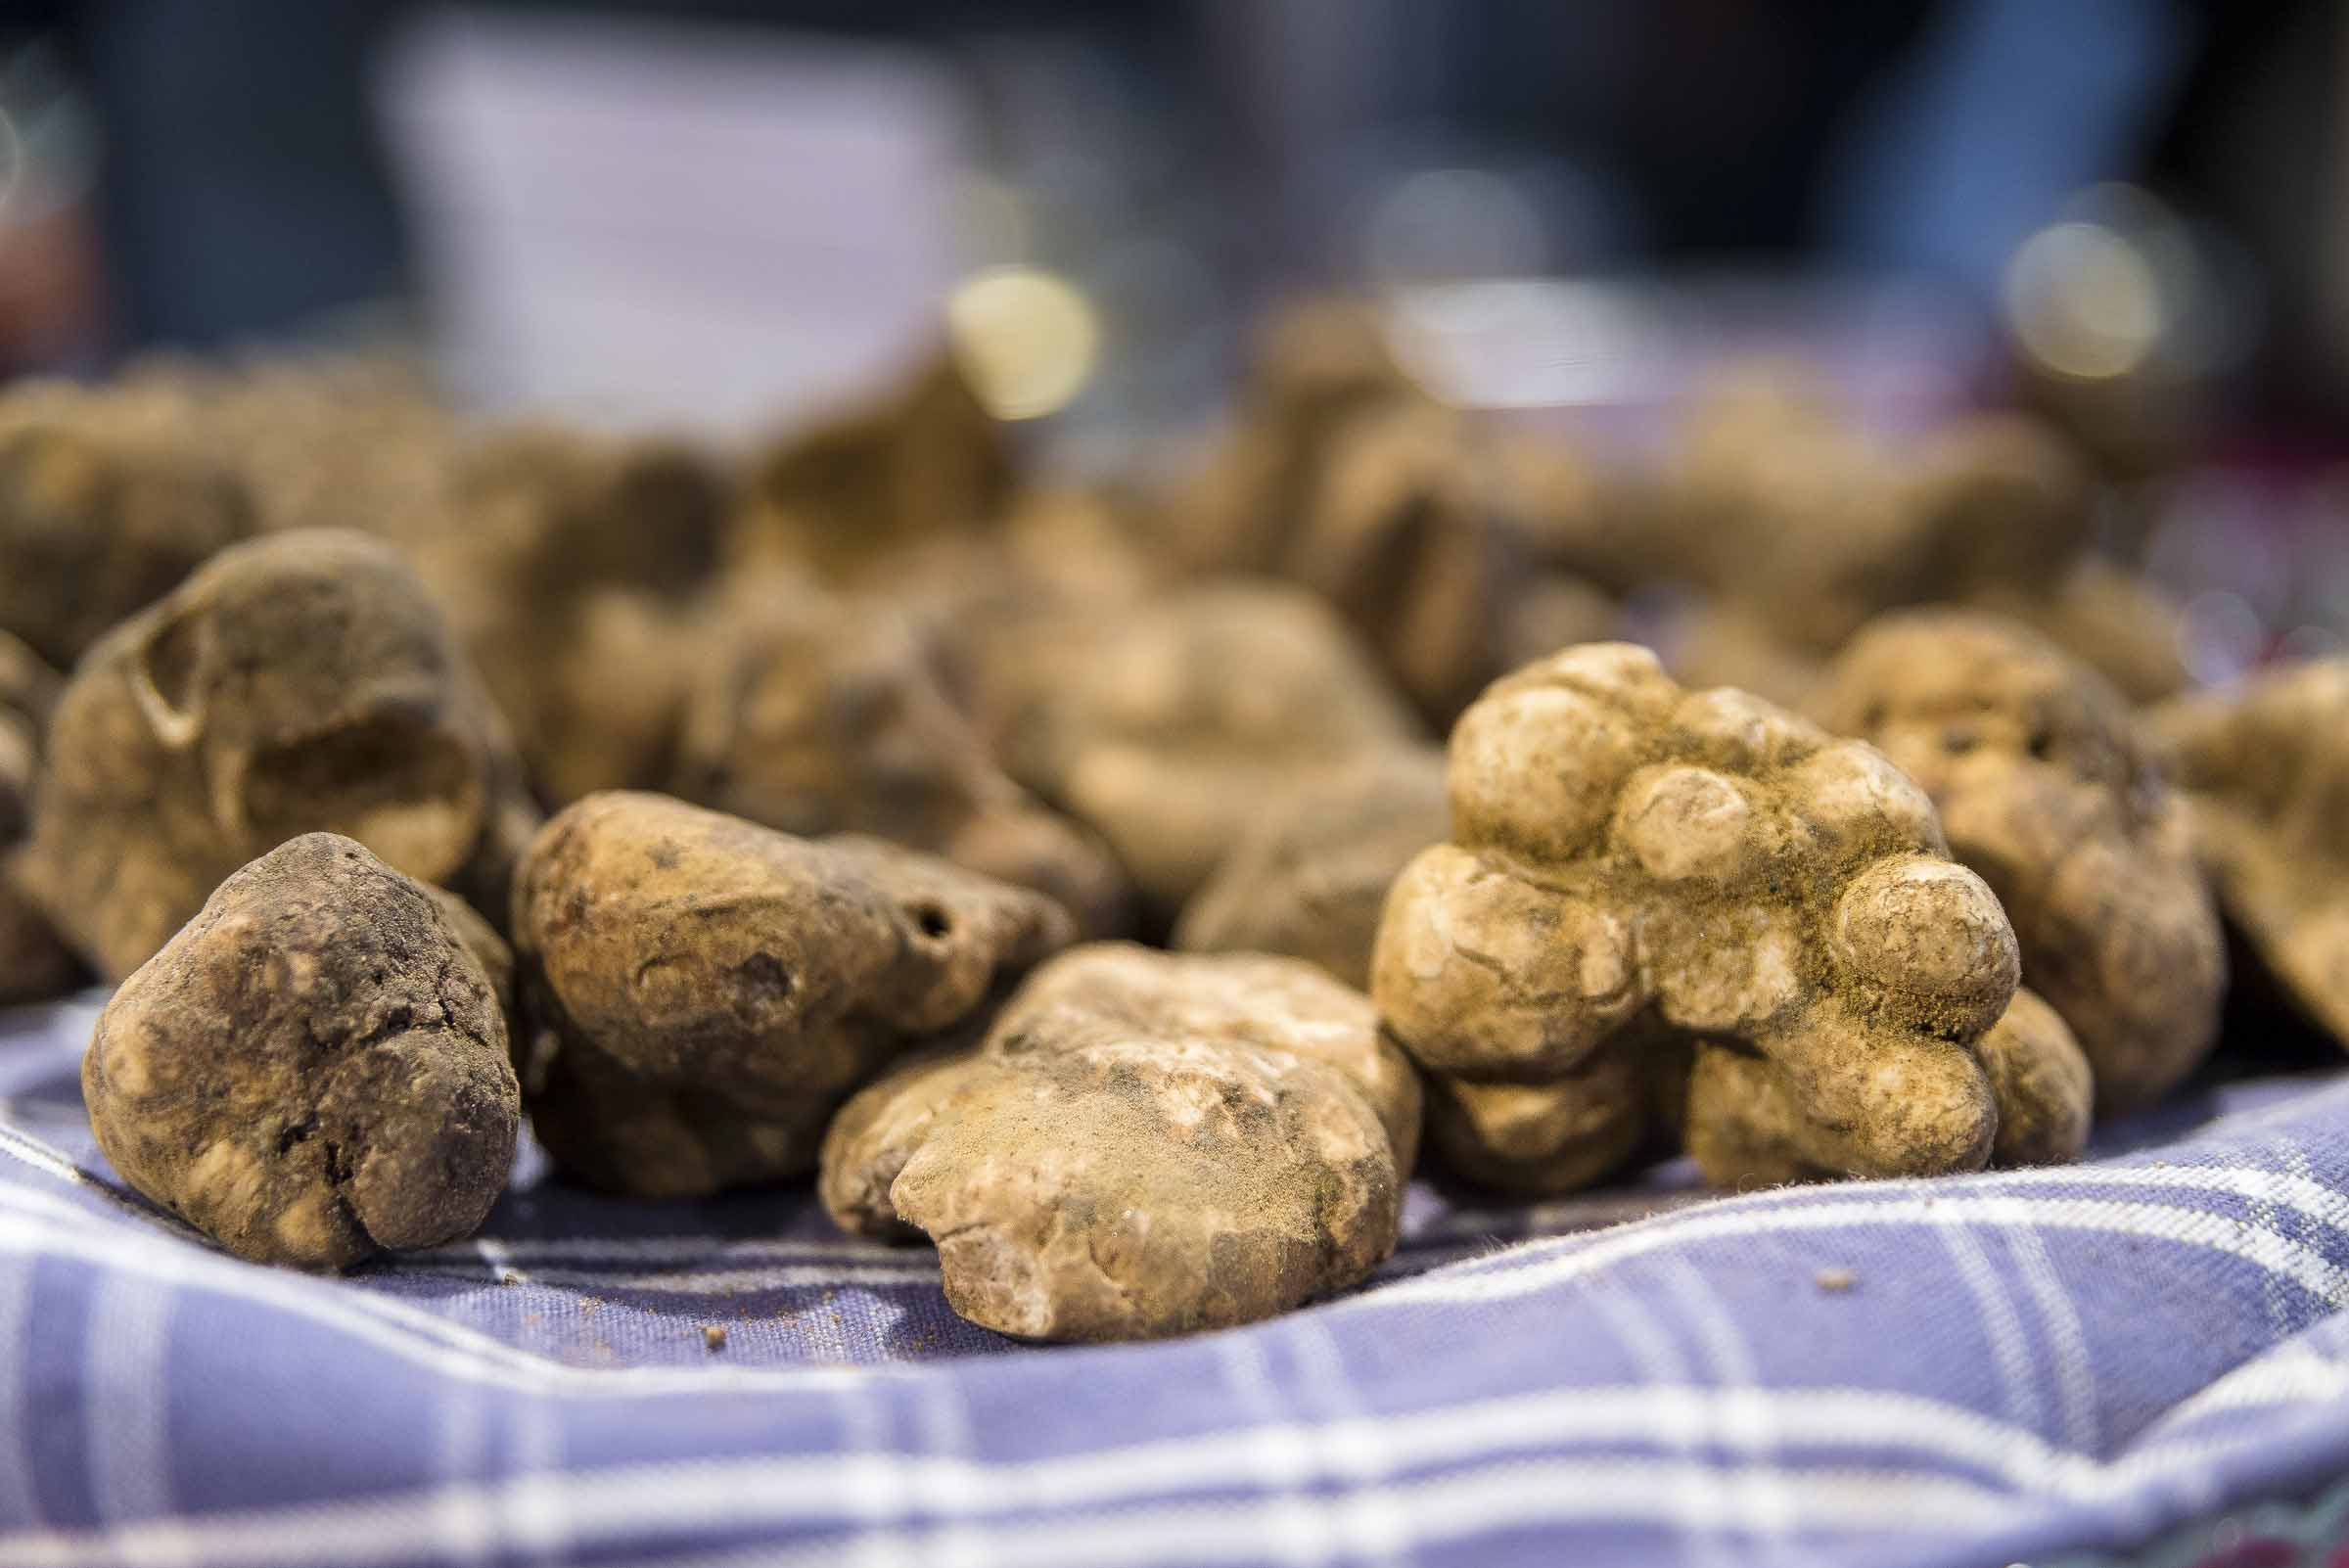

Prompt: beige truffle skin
[0,392,256,669]
[732,349,1015,587]
[821,945,1421,1342]
[1684,989,2091,1186]
[1281,399,1536,725]
[977,581,1423,918]
[0,631,81,1004]
[1372,642,2050,1193]
[424,430,731,806]
[84,834,519,1268]
[671,584,1131,937]
[1174,748,1448,990]
[1168,301,1604,727]
[17,530,541,981]
[512,792,1075,1197]
[2152,659,2349,1048]
[1165,299,1409,576]
[1657,381,2186,704]
[1814,610,2222,1111]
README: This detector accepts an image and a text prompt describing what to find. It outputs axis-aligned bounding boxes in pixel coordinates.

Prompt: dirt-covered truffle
[1168,299,1410,576]
[1278,398,1540,723]
[734,349,1014,586]
[83,833,519,1268]
[820,944,1421,1342]
[1167,305,1606,725]
[0,631,79,1004]
[1682,987,2092,1186]
[671,583,1130,936]
[1657,378,2187,705]
[1372,643,2077,1193]
[1814,610,2223,1110]
[17,530,541,980]
[0,388,256,668]
[427,429,731,805]
[975,581,1424,918]
[2152,659,2349,1048]
[1174,748,1447,990]
[512,792,1075,1196]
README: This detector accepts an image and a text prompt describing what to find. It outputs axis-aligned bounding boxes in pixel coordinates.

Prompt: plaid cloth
[5,992,2349,1568]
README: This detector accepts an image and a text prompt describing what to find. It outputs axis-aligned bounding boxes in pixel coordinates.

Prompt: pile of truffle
[0,306,2335,1343]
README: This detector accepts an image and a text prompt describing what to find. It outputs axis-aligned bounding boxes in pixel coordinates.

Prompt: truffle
[1373,643,2082,1192]
[17,530,540,980]
[1814,610,2223,1110]
[83,833,519,1268]
[511,792,1075,1196]
[2152,659,2349,1049]
[1174,747,1448,990]
[821,944,1420,1341]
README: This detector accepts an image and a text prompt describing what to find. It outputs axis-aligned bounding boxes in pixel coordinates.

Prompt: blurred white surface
[376,7,969,434]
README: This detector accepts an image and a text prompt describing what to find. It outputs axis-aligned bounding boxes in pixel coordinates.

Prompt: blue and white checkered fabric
[6,991,2349,1568]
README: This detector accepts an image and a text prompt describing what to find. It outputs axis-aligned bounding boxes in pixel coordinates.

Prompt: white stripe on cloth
[83,1272,178,1526]
[0,1259,42,1527]
[1367,1194,2349,1313]
[4,1166,2347,1407]
[1941,1222,2047,1434]
[1668,1256,1790,1540]
[1989,1197,2100,1455]
[630,1457,2018,1568]
[0,1372,2235,1568]
[1584,1267,1720,1568]
[0,1453,2024,1568]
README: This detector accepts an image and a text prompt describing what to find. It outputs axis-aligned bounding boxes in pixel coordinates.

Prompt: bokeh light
[2004,216,2165,381]
[945,264,1101,421]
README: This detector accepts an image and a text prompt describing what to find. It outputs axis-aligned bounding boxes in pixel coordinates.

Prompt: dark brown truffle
[0,391,255,668]
[83,833,519,1268]
[17,530,541,980]
[0,630,79,1004]
[672,583,1130,936]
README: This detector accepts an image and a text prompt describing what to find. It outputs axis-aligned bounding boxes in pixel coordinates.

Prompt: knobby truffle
[1174,747,1448,991]
[17,530,541,980]
[0,388,256,669]
[512,792,1075,1196]
[1814,610,2223,1110]
[0,630,78,1004]
[427,429,731,805]
[821,944,1421,1342]
[83,834,519,1268]
[2153,659,2349,1049]
[1372,643,2084,1193]
[1658,374,2187,706]
[975,581,1423,916]
[672,584,1130,937]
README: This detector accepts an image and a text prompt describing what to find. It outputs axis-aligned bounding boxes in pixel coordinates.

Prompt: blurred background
[1,0,2344,666]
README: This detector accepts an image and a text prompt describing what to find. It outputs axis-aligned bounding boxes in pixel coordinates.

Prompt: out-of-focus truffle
[18,530,540,980]
[0,630,79,1004]
[672,583,1130,936]
[970,581,1424,918]
[1174,747,1447,990]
